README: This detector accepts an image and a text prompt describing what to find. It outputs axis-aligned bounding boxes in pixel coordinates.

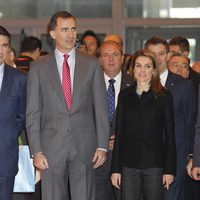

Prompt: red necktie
[62,54,72,110]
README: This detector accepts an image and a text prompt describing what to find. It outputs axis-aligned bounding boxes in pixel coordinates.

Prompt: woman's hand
[163,174,174,190]
[111,173,121,189]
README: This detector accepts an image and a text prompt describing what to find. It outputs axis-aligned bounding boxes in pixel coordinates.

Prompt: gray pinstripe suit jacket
[26,49,110,167]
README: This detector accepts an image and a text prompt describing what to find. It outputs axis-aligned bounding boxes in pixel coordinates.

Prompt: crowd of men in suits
[1,9,200,200]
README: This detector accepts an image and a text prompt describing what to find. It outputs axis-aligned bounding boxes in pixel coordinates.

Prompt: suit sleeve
[26,64,42,155]
[163,90,177,175]
[182,80,197,154]
[193,84,200,167]
[16,74,27,135]
[93,61,110,150]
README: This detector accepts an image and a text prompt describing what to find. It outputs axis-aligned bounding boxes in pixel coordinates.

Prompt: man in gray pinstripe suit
[26,11,110,200]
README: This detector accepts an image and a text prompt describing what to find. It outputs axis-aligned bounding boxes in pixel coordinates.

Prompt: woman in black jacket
[111,49,176,200]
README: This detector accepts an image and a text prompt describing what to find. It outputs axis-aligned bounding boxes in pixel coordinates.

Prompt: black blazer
[111,84,176,176]
[109,71,134,135]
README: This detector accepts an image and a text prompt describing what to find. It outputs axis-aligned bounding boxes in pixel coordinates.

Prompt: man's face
[169,44,189,57]
[147,44,168,74]
[169,45,182,56]
[99,43,123,77]
[0,35,9,65]
[50,17,77,53]
[168,55,189,78]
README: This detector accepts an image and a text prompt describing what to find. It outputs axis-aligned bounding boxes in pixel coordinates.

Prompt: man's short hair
[99,40,123,56]
[20,36,42,53]
[0,25,11,43]
[48,11,76,31]
[144,35,169,53]
[170,52,190,66]
[169,36,190,53]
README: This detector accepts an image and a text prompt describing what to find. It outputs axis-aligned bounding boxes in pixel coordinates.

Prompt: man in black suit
[168,36,200,200]
[145,36,196,200]
[191,85,200,181]
[95,40,134,200]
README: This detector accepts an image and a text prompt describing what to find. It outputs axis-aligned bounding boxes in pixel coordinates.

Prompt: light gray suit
[26,49,110,200]
[193,85,200,167]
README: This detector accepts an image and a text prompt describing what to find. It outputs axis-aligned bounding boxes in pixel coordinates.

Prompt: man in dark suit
[168,36,200,200]
[95,40,134,200]
[0,26,26,200]
[26,11,110,200]
[192,85,200,180]
[145,36,196,200]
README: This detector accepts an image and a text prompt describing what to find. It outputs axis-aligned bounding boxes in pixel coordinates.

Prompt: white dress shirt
[0,63,5,91]
[55,48,76,93]
[160,68,169,87]
[104,71,122,109]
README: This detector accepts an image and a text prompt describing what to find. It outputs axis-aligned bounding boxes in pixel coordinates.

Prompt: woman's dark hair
[81,30,101,48]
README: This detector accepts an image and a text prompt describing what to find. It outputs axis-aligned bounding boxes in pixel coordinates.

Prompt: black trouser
[121,167,164,200]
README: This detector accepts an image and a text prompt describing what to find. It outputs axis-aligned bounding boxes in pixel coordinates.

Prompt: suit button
[137,114,141,118]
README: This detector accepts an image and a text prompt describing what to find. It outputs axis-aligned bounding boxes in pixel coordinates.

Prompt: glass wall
[125,0,200,18]
[0,0,112,19]
[1,0,200,60]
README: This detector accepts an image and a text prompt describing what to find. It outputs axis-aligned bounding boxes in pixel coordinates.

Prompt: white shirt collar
[55,48,75,63]
[160,68,169,86]
[0,63,5,91]
[0,63,4,73]
[104,71,122,86]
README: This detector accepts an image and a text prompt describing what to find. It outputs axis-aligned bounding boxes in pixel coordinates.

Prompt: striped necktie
[62,54,72,110]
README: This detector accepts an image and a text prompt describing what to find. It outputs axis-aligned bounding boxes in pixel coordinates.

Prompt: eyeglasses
[171,62,189,69]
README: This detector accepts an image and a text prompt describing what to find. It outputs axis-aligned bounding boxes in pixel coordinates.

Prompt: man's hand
[92,149,107,169]
[191,167,200,180]
[186,159,193,178]
[111,173,121,189]
[109,135,115,150]
[33,152,49,170]
[163,174,174,190]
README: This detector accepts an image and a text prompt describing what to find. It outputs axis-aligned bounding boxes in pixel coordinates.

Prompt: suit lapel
[0,65,13,98]
[120,71,132,90]
[165,71,176,90]
[44,53,67,108]
[70,50,88,112]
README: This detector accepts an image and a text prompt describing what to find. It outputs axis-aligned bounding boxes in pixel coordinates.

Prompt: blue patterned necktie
[108,79,115,123]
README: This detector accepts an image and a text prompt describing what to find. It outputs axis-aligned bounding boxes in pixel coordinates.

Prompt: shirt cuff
[97,148,107,152]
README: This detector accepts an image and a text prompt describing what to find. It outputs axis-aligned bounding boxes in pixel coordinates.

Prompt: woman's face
[134,56,154,84]
[83,36,98,56]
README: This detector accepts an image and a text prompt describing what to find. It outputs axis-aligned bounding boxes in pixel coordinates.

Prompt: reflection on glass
[125,0,200,18]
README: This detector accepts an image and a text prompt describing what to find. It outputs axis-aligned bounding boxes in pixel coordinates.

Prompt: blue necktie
[108,79,115,123]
